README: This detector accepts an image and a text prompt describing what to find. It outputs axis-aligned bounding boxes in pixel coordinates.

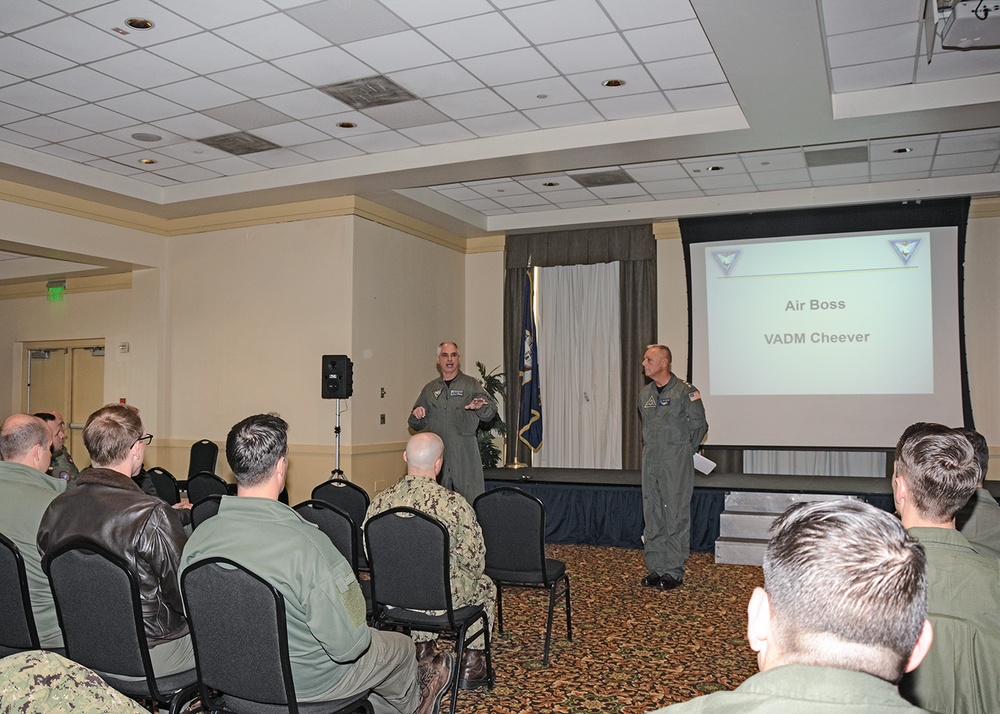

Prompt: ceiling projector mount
[922,0,1000,62]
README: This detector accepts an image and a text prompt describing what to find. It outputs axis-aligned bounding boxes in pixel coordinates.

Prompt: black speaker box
[321,354,353,399]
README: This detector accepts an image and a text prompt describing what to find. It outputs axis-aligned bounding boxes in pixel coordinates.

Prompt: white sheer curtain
[743,450,886,477]
[534,262,622,468]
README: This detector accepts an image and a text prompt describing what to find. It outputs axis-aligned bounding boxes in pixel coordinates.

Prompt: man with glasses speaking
[38,403,194,678]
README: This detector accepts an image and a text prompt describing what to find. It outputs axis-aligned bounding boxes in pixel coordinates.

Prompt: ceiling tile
[90,50,195,88]
[523,101,603,129]
[17,16,131,63]
[751,167,812,185]
[154,164,224,182]
[75,1,201,47]
[100,91,190,122]
[105,124,185,148]
[599,0,696,30]
[650,190,705,200]
[291,138,365,161]
[426,89,513,119]
[871,171,928,182]
[241,148,314,168]
[592,91,671,120]
[932,166,998,178]
[469,178,532,196]
[934,150,1000,170]
[340,130,419,153]
[539,33,639,75]
[665,83,736,111]
[63,133,140,156]
[210,63,309,98]
[203,100,295,131]
[112,148,185,170]
[459,111,539,137]
[197,155,269,176]
[646,54,726,90]
[870,136,938,160]
[460,47,557,86]
[156,0,276,29]
[625,20,712,63]
[826,24,918,67]
[0,71,18,89]
[739,149,807,172]
[808,163,869,180]
[1,0,63,33]
[51,104,137,132]
[36,144,97,163]
[540,187,596,203]
[152,78,246,111]
[36,67,134,102]
[388,62,484,97]
[420,13,528,59]
[150,34,258,75]
[216,14,329,60]
[830,58,913,93]
[273,47,375,86]
[916,46,1000,83]
[261,90,352,120]
[0,82,83,113]
[505,0,616,44]
[151,113,236,140]
[130,172,179,186]
[85,157,143,175]
[494,192,551,207]
[494,77,584,110]
[399,121,477,145]
[0,37,75,79]
[252,121,331,147]
[458,197,506,211]
[588,182,647,198]
[938,129,1000,154]
[514,175,577,191]
[870,155,932,174]
[680,155,742,174]
[288,0,408,44]
[343,31,450,73]
[623,162,687,181]
[0,126,47,147]
[820,0,914,35]
[379,0,493,26]
[436,186,483,200]
[638,177,700,193]
[153,140,232,163]
[361,100,450,129]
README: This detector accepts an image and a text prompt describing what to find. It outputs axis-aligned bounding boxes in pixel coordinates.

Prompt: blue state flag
[518,270,543,451]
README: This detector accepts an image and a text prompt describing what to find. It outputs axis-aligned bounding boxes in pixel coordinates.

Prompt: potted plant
[476,362,507,470]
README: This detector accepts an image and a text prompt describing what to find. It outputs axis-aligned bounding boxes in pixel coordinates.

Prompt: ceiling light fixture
[536,94,548,99]
[706,165,724,171]
[138,158,157,165]
[542,181,559,187]
[601,79,626,87]
[131,132,162,142]
[892,147,913,154]
[336,122,357,129]
[125,17,154,30]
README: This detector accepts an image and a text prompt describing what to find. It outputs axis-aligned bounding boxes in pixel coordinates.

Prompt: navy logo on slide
[890,238,921,265]
[713,250,740,275]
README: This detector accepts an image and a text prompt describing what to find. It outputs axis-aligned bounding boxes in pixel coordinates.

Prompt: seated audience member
[181,413,453,714]
[0,650,149,714]
[365,432,496,690]
[894,423,1000,713]
[33,410,80,487]
[0,414,64,649]
[37,403,193,677]
[651,499,933,713]
[955,427,1000,557]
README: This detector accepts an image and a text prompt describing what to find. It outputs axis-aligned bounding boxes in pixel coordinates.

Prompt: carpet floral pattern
[451,544,764,714]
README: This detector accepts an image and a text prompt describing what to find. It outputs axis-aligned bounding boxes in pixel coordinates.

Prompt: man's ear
[746,587,771,653]
[904,619,934,673]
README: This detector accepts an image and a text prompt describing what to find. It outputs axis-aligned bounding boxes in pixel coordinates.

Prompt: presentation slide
[689,226,964,448]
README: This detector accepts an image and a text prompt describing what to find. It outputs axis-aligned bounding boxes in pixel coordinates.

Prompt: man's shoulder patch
[689,390,701,401]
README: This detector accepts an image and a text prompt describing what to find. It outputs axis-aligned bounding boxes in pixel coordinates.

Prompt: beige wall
[964,215,1000,454]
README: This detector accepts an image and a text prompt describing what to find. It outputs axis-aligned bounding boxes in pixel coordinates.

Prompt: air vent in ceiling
[804,146,869,167]
[572,170,635,187]
[319,75,419,110]
[198,132,280,156]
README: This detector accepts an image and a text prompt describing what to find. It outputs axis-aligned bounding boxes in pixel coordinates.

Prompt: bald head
[0,414,53,473]
[404,432,445,478]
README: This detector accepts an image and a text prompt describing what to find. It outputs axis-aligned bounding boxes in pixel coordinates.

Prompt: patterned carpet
[451,544,764,714]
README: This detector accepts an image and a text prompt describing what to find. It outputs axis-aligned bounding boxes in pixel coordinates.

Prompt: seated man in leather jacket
[37,403,193,677]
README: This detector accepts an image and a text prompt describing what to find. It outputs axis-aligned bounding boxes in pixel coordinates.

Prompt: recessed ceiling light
[892,147,913,154]
[542,181,559,187]
[601,79,626,87]
[131,132,162,142]
[336,122,357,129]
[706,165,724,172]
[138,158,157,165]
[125,17,154,30]
[760,161,770,166]
[536,94,548,99]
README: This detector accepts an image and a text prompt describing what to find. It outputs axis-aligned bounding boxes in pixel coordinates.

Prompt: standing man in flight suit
[409,342,496,503]
[638,344,708,591]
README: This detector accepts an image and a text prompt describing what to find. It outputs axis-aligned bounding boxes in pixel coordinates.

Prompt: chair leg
[449,632,467,714]
[494,582,504,634]
[543,583,557,666]
[564,574,572,642]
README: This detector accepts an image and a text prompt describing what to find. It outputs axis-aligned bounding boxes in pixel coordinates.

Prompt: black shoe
[657,574,683,591]
[641,572,661,588]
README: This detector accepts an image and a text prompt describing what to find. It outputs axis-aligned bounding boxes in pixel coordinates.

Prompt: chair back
[147,467,180,505]
[366,507,453,615]
[187,440,219,482]
[181,558,296,709]
[293,500,359,575]
[312,479,370,569]
[474,487,550,579]
[191,494,224,530]
[187,471,229,505]
[0,532,40,654]
[44,540,153,681]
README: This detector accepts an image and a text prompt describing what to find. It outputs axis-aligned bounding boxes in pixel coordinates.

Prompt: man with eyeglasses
[38,403,194,677]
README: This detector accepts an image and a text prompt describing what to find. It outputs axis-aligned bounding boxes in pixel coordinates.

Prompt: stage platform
[484,467,898,552]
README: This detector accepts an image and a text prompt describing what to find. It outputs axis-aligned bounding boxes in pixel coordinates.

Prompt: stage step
[715,492,861,566]
[714,537,769,566]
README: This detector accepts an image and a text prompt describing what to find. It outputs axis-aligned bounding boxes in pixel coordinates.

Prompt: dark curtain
[504,225,656,468]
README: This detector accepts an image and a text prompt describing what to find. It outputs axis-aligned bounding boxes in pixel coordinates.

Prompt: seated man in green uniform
[894,424,1000,714]
[652,499,933,713]
[181,413,453,714]
[34,410,80,487]
[955,427,1000,557]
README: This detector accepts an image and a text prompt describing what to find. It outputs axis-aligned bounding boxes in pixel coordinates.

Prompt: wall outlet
[379,413,385,424]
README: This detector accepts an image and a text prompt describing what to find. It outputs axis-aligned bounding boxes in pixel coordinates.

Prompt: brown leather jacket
[37,467,189,645]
